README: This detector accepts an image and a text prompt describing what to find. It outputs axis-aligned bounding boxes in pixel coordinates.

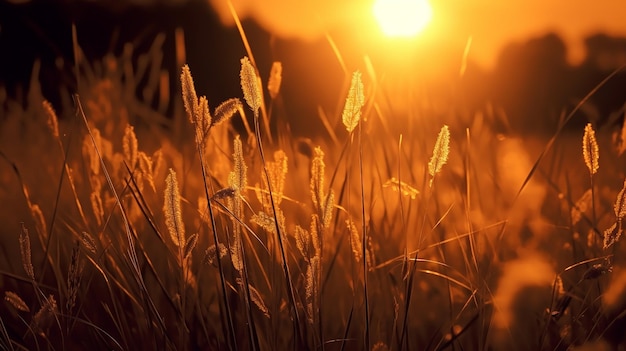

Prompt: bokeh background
[2,0,626,135]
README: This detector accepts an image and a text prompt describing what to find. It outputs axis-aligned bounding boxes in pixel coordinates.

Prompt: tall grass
[1,26,626,351]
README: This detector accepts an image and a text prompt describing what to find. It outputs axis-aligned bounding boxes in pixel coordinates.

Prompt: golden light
[373,0,433,38]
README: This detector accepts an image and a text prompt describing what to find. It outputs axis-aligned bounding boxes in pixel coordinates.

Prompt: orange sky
[208,0,626,69]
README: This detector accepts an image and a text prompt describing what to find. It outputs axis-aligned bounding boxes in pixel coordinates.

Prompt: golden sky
[208,0,626,69]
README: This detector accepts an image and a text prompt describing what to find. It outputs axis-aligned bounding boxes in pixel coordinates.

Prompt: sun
[373,0,433,38]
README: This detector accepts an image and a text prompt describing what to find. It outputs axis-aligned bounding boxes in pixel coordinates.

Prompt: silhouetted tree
[490,33,572,134]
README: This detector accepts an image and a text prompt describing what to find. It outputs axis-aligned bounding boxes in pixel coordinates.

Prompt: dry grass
[1,27,626,351]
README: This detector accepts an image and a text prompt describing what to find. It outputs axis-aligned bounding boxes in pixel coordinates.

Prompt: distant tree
[573,33,626,128]
[490,33,571,134]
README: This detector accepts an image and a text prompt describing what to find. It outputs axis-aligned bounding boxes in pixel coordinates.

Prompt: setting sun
[373,0,433,37]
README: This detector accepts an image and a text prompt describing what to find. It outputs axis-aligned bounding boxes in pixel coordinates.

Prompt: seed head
[428,125,451,187]
[582,123,599,175]
[342,70,365,133]
[181,64,198,124]
[42,100,59,138]
[267,61,283,99]
[164,169,185,248]
[123,124,138,170]
[240,56,262,113]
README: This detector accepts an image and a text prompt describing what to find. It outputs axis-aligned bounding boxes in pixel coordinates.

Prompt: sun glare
[373,0,433,38]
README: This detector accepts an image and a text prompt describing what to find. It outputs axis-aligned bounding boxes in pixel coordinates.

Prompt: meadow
[1,24,626,351]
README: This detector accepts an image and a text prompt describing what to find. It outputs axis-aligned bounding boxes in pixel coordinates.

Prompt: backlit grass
[1,27,626,351]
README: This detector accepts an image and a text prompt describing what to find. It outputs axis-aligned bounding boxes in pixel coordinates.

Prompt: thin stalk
[178,235,186,350]
[399,134,409,286]
[253,110,303,349]
[194,135,238,351]
[590,174,597,247]
[400,183,434,350]
[358,122,370,351]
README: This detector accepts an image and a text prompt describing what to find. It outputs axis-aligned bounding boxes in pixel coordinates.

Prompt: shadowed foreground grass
[1,33,626,351]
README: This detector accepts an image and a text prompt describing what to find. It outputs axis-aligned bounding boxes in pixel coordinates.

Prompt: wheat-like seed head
[366,233,375,267]
[294,225,310,259]
[383,178,419,199]
[582,123,599,175]
[184,233,198,260]
[138,151,156,192]
[604,179,626,249]
[346,219,361,262]
[267,61,283,100]
[322,190,335,229]
[164,168,185,248]
[342,70,365,133]
[19,223,34,281]
[234,278,270,318]
[259,150,288,208]
[32,294,58,337]
[123,124,138,170]
[205,243,228,266]
[4,291,29,312]
[42,100,59,138]
[230,236,244,273]
[305,255,320,325]
[310,147,326,210]
[212,187,236,201]
[80,231,98,255]
[603,222,622,250]
[66,241,83,313]
[197,96,211,139]
[213,98,242,127]
[226,136,248,273]
[136,169,147,195]
[240,56,262,113]
[614,179,626,219]
[428,125,451,187]
[83,128,102,175]
[228,135,248,195]
[251,211,277,233]
[181,64,198,124]
[248,283,270,318]
[310,215,321,258]
[252,210,286,236]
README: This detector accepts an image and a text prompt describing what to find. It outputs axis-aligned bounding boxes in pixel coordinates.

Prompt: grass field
[1,25,626,351]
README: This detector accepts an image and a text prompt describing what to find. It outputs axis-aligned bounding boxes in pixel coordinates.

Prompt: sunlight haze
[373,0,433,38]
[209,0,626,68]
